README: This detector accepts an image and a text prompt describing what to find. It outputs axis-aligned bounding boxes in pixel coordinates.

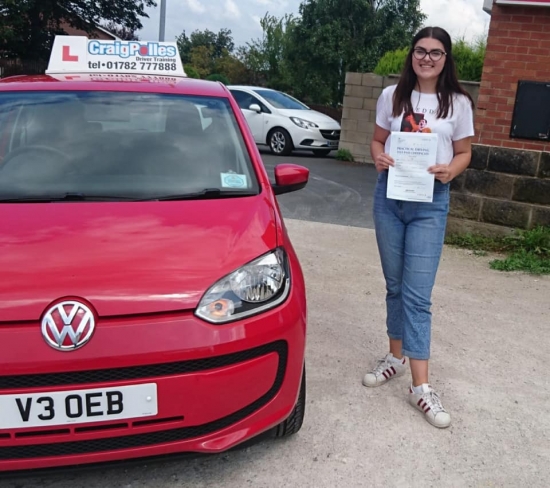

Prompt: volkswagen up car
[228,85,341,157]
[0,37,309,472]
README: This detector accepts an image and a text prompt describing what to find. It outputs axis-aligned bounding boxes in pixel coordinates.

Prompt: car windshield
[253,90,309,110]
[0,91,259,201]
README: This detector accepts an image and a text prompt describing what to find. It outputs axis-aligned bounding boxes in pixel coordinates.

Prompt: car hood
[277,109,341,128]
[0,197,278,321]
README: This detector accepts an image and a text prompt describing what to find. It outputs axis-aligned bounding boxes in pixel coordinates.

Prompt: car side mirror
[249,104,262,113]
[272,164,309,195]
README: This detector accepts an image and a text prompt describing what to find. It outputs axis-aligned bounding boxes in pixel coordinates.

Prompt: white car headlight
[290,117,319,129]
[195,248,290,324]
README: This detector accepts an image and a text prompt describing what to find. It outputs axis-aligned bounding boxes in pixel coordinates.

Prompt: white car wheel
[268,128,293,156]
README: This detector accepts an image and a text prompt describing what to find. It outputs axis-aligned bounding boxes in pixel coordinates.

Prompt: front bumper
[0,289,306,472]
[291,127,341,150]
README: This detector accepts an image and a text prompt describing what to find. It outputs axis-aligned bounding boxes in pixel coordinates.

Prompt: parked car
[0,36,309,472]
[228,85,341,157]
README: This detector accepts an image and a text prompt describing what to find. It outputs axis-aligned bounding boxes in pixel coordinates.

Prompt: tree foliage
[102,21,140,41]
[0,0,155,60]
[177,28,235,65]
[241,0,426,105]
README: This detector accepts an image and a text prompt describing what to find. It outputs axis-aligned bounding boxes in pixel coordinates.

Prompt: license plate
[326,141,339,147]
[0,383,158,429]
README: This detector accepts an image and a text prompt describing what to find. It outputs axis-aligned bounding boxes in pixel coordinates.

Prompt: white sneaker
[362,353,407,387]
[409,384,451,429]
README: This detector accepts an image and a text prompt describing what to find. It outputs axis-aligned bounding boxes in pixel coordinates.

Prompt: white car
[228,85,341,157]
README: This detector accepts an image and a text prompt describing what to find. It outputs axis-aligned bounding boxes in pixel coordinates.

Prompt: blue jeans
[373,171,450,360]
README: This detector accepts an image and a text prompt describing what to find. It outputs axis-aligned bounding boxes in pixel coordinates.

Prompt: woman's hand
[374,153,395,172]
[428,164,454,184]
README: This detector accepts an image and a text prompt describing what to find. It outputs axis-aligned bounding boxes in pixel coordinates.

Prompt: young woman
[363,26,475,428]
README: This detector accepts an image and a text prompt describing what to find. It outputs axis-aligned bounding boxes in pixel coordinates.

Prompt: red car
[0,37,309,472]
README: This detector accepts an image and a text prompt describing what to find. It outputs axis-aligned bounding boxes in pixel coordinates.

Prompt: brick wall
[476,3,550,152]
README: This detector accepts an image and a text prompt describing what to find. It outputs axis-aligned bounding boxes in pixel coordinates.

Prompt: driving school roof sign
[46,36,186,77]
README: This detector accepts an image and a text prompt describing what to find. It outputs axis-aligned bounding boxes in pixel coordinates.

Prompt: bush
[206,73,230,85]
[184,65,200,79]
[373,47,408,76]
[374,37,487,82]
[336,148,355,162]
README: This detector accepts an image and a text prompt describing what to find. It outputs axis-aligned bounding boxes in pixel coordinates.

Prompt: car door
[230,90,267,144]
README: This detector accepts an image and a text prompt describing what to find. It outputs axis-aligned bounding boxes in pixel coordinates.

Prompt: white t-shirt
[375,84,475,165]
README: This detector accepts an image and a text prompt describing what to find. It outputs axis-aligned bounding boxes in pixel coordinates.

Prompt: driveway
[3,155,550,488]
[261,150,377,229]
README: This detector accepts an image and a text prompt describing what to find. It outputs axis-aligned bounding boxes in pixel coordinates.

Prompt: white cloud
[420,0,490,43]
[186,0,206,14]
[224,0,241,19]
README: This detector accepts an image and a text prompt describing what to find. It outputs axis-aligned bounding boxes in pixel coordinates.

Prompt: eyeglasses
[413,48,446,62]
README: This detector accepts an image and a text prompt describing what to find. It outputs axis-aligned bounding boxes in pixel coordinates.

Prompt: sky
[137,0,491,49]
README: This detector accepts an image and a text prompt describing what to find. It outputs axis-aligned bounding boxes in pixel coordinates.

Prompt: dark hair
[392,26,474,119]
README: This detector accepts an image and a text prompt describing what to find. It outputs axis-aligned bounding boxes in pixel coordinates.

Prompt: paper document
[387,132,438,202]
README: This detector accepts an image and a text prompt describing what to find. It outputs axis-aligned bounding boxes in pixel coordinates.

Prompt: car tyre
[268,128,293,156]
[273,365,306,437]
[312,149,332,157]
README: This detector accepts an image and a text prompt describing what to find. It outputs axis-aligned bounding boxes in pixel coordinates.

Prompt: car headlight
[290,117,319,129]
[195,248,290,324]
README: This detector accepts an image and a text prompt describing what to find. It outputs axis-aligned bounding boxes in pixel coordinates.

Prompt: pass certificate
[387,132,439,202]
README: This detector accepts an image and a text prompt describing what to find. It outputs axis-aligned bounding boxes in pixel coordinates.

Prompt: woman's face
[412,37,446,83]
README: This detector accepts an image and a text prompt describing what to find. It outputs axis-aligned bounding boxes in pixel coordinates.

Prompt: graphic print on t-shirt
[400,111,432,133]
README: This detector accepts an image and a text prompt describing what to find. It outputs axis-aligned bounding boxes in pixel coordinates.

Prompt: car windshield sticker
[221,173,248,189]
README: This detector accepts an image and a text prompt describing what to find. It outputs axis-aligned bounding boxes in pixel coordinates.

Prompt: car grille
[0,342,284,390]
[320,130,340,141]
[0,341,288,461]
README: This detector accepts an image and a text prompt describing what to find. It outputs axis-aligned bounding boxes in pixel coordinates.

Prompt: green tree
[206,73,230,85]
[184,64,200,79]
[284,0,425,105]
[189,45,215,78]
[214,51,249,84]
[177,28,235,65]
[240,14,297,90]
[103,21,140,41]
[0,0,155,61]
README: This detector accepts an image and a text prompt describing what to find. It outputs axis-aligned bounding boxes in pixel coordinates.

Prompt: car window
[230,90,269,113]
[252,90,309,110]
[0,91,259,200]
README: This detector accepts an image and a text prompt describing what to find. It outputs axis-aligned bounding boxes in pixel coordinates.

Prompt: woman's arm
[370,124,394,172]
[428,136,472,184]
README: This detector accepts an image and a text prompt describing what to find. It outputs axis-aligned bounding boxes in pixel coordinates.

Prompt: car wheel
[273,365,306,438]
[312,149,332,157]
[268,128,293,156]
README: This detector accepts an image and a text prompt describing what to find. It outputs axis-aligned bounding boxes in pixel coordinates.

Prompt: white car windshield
[253,90,309,110]
[0,91,258,201]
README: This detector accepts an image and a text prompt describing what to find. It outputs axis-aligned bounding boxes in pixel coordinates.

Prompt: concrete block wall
[339,73,399,163]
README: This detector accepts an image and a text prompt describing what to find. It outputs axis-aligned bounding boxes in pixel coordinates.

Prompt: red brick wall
[475,3,550,152]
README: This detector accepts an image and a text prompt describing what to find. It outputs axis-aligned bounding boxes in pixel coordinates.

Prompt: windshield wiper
[141,189,257,201]
[0,193,139,203]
